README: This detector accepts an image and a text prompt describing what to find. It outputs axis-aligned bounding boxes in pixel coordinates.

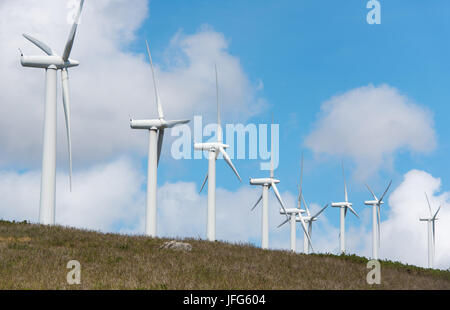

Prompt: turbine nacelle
[419,218,430,222]
[331,202,352,208]
[297,215,315,223]
[364,200,384,206]
[20,55,79,69]
[419,217,438,222]
[130,118,164,130]
[279,208,304,215]
[194,142,229,151]
[249,177,280,186]
[130,118,189,130]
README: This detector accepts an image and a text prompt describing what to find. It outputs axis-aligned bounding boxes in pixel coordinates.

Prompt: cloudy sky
[0,0,449,270]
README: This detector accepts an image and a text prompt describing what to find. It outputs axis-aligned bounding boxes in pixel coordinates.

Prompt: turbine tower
[194,65,242,242]
[130,41,190,237]
[19,0,85,225]
[364,180,392,260]
[420,192,441,269]
[331,162,359,254]
[276,154,313,252]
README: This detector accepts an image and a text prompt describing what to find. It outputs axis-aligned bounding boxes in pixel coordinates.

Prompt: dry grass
[0,220,449,290]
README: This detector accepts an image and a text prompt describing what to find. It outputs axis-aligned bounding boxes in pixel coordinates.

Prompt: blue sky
[139,0,450,211]
[1,0,450,268]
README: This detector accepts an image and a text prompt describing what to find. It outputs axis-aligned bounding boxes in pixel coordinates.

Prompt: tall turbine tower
[130,41,190,237]
[420,192,441,269]
[331,162,359,254]
[194,65,242,242]
[19,0,85,225]
[276,154,313,252]
[364,180,392,260]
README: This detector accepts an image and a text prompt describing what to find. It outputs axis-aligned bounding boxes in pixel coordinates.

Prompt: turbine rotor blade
[199,172,208,193]
[379,180,392,203]
[215,64,220,130]
[145,40,164,119]
[298,211,314,252]
[164,119,190,128]
[425,192,433,217]
[62,0,85,61]
[271,182,288,219]
[251,194,263,211]
[301,194,311,217]
[219,147,241,182]
[23,34,55,56]
[342,161,348,202]
[157,128,164,166]
[214,64,223,143]
[61,68,73,191]
[311,204,329,220]
[217,125,223,144]
[270,115,274,178]
[347,205,359,219]
[298,153,304,208]
[365,183,378,201]
[214,148,220,160]
[277,217,290,228]
[432,206,441,221]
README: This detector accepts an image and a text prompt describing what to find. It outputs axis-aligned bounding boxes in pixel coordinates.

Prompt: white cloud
[57,158,145,232]
[378,169,450,269]
[0,169,41,222]
[0,157,145,233]
[0,0,265,169]
[304,84,436,180]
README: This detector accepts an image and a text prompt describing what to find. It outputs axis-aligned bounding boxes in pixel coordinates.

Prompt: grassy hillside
[0,220,449,290]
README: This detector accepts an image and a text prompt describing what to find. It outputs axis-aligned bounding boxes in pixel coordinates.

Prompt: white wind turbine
[420,192,441,269]
[194,65,242,242]
[331,162,359,254]
[19,0,85,225]
[276,154,314,252]
[298,195,328,254]
[364,180,392,260]
[130,41,190,237]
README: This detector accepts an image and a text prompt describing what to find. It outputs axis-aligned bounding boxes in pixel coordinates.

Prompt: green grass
[0,220,449,289]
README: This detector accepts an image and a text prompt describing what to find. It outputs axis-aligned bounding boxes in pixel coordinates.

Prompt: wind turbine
[130,41,190,237]
[298,195,328,254]
[19,0,85,225]
[194,65,242,242]
[275,154,313,252]
[331,162,359,254]
[420,192,441,269]
[364,180,392,260]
